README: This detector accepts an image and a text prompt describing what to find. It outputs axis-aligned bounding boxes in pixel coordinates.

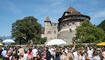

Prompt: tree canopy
[12,16,46,45]
[73,20,105,43]
[98,20,105,32]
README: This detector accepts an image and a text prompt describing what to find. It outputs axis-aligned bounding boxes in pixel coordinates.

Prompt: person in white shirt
[78,51,85,60]
[49,48,55,57]
[92,55,101,60]
[73,51,78,60]
[65,48,68,54]
[87,48,93,59]
[24,51,28,60]
[1,48,7,57]
[92,50,101,60]
[32,46,38,60]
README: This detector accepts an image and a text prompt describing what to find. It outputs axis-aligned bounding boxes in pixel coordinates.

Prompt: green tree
[98,20,105,32]
[73,20,105,43]
[12,16,46,44]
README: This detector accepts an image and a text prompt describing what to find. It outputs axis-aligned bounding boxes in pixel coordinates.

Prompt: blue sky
[0,0,105,36]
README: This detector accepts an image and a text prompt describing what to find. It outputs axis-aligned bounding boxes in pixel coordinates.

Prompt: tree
[98,20,105,32]
[73,20,105,43]
[12,16,46,44]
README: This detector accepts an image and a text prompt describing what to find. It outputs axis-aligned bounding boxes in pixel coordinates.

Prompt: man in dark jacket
[45,47,51,60]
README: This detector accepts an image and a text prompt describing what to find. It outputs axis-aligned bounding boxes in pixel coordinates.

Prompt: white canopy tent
[46,39,66,46]
[2,39,15,43]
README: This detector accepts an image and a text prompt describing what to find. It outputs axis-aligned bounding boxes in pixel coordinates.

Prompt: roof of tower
[65,6,80,13]
[44,16,50,22]
[59,6,90,22]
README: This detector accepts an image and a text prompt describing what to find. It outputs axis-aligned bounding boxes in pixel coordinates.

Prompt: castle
[41,6,90,45]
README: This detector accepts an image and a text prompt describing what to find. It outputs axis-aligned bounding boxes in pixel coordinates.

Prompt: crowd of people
[0,45,105,60]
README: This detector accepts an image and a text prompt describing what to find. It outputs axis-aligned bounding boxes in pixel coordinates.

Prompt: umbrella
[0,43,3,46]
[2,39,15,43]
[46,39,66,46]
[96,42,105,46]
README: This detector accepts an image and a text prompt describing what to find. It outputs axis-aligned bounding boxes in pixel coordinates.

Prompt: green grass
[0,58,2,60]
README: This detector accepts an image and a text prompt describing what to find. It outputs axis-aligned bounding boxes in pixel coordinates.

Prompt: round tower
[57,6,90,45]
[58,6,90,31]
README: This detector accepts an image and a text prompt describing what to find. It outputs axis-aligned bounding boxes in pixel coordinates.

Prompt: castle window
[72,22,75,25]
[47,31,51,34]
[54,31,56,34]
[63,24,65,26]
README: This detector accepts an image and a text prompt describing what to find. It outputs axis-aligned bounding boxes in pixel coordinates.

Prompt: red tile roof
[66,6,80,14]
[44,16,50,22]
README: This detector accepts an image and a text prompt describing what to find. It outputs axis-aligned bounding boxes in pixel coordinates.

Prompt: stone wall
[57,27,76,45]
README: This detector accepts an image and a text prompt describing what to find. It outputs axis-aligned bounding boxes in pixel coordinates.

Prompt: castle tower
[44,16,51,29]
[44,16,58,42]
[57,6,90,45]
[58,6,90,31]
[44,16,51,41]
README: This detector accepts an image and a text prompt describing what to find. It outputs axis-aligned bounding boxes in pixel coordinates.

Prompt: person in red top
[28,48,33,60]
